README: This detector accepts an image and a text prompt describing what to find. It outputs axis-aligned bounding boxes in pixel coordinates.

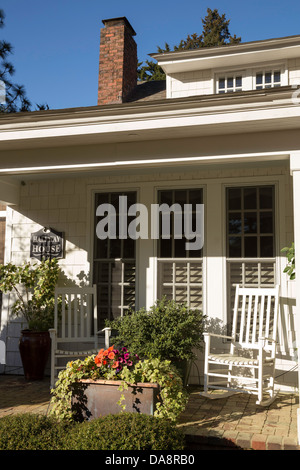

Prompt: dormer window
[216,73,243,94]
[255,70,281,89]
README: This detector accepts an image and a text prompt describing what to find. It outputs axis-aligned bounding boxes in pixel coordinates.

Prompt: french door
[226,185,276,325]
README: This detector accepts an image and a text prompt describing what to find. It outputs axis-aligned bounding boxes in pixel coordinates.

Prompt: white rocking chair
[49,285,100,389]
[202,285,280,406]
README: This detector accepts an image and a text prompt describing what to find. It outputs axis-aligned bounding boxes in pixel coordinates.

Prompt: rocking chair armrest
[48,328,56,337]
[203,332,234,340]
[258,336,277,344]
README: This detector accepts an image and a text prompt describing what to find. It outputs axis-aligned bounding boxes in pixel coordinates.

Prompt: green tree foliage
[138,8,241,81]
[0,9,48,113]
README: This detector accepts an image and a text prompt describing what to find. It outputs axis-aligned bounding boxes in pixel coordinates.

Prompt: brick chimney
[98,17,137,105]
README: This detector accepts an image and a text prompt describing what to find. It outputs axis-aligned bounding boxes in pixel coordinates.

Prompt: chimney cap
[102,17,136,36]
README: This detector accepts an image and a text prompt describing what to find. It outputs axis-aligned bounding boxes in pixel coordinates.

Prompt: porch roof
[0,86,299,159]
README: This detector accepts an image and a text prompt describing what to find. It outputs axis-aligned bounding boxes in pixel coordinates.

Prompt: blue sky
[1,0,300,110]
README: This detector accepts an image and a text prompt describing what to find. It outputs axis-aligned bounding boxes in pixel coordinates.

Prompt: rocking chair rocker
[201,285,280,406]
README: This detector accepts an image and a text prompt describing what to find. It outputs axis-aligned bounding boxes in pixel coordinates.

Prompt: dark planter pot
[19,330,51,380]
[173,359,192,387]
[72,379,160,422]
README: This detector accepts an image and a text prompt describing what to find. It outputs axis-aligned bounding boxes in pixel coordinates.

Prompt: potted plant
[0,258,61,380]
[105,298,206,386]
[50,345,188,423]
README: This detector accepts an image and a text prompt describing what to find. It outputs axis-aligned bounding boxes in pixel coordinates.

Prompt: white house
[0,17,300,434]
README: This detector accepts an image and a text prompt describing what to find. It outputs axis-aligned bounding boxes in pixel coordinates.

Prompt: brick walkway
[179,387,300,450]
[0,374,299,450]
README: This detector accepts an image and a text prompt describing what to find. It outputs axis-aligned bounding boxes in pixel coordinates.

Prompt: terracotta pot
[19,330,51,380]
[72,379,160,421]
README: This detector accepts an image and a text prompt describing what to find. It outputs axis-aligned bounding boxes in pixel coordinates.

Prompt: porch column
[290,152,300,445]
[205,182,225,321]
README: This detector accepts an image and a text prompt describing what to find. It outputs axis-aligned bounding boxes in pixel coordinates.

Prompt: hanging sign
[30,227,64,260]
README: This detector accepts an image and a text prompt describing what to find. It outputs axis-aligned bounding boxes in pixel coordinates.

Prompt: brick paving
[0,374,299,450]
[179,387,300,450]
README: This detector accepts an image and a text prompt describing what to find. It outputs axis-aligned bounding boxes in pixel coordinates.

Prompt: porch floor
[0,374,299,450]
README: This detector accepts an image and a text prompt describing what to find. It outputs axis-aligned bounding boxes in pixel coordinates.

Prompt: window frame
[215,70,245,94]
[155,186,205,309]
[252,62,288,90]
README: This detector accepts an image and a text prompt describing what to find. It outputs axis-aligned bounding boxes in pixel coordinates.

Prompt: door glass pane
[229,237,242,258]
[259,186,274,209]
[244,237,257,258]
[244,213,257,234]
[244,187,257,210]
[260,212,273,234]
[94,191,136,328]
[229,213,242,234]
[228,188,241,210]
[260,236,274,257]
[157,189,203,308]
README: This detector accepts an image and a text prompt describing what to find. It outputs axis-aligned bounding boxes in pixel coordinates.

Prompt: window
[157,188,203,309]
[255,70,281,90]
[217,74,243,94]
[93,192,136,328]
[226,186,276,325]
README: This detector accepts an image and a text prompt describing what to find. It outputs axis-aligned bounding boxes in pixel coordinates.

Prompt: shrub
[63,412,186,450]
[0,413,71,450]
[106,298,206,363]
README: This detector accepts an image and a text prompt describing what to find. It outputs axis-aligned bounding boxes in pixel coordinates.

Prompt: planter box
[72,379,160,421]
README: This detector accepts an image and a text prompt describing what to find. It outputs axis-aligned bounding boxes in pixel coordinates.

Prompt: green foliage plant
[106,298,206,363]
[50,348,188,423]
[0,412,185,450]
[63,412,185,450]
[0,258,61,331]
[0,413,71,450]
[281,243,295,280]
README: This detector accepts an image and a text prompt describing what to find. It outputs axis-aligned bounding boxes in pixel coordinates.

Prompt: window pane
[159,190,172,205]
[159,237,172,258]
[244,237,257,258]
[260,236,274,257]
[236,76,242,88]
[174,238,187,257]
[229,237,242,257]
[260,212,273,234]
[123,237,135,258]
[228,188,241,210]
[265,72,272,84]
[244,187,257,210]
[244,213,257,234]
[229,213,242,234]
[274,71,281,83]
[227,77,234,88]
[174,189,187,208]
[256,73,263,85]
[259,187,273,209]
[110,238,121,258]
[188,189,203,205]
[219,78,225,89]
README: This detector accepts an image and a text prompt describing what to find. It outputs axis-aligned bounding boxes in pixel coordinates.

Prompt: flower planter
[71,379,160,421]
[19,330,51,380]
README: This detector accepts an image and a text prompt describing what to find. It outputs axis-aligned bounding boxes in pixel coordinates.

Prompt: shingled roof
[125,80,166,102]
